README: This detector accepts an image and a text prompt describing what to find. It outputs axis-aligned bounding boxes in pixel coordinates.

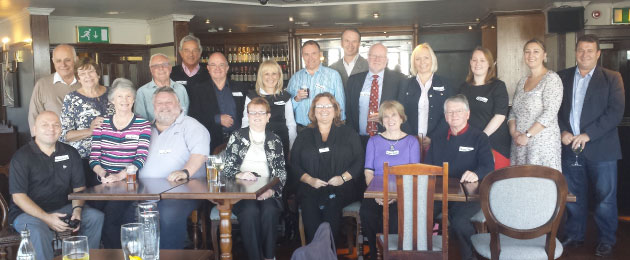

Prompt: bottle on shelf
[17,226,35,260]
[227,48,233,63]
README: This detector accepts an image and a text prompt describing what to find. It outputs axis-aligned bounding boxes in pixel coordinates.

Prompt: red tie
[367,75,379,136]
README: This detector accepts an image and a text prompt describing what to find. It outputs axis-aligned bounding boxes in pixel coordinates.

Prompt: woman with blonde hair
[398,43,454,152]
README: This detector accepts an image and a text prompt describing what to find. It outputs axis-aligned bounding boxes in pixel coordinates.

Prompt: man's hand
[71,209,82,232]
[561,131,574,146]
[460,170,479,183]
[367,112,379,122]
[220,114,234,128]
[327,176,344,187]
[167,170,189,182]
[571,133,590,150]
[294,89,309,102]
[421,136,431,148]
[45,213,71,232]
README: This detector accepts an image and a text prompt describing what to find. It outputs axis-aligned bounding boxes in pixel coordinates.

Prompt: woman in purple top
[360,100,421,260]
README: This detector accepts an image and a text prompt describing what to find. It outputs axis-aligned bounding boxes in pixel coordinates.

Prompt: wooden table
[365,176,577,202]
[161,177,279,260]
[53,249,213,260]
[68,178,188,201]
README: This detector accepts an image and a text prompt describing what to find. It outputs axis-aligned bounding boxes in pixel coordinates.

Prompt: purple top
[365,134,421,176]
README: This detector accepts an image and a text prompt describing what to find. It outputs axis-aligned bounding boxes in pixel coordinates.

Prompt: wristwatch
[525,130,532,138]
[182,169,190,180]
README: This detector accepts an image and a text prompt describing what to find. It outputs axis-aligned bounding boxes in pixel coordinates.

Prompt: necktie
[366,75,379,136]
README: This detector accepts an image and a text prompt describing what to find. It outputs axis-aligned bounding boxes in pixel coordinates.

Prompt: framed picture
[1,64,19,107]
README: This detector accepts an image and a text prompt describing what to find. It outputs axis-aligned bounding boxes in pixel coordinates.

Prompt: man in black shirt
[425,94,494,260]
[9,111,104,260]
[170,34,210,96]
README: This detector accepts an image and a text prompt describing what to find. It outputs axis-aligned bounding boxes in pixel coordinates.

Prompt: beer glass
[62,236,89,260]
[139,211,160,260]
[121,223,144,260]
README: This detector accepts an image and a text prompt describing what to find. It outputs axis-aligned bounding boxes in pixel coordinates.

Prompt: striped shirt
[89,115,151,174]
[287,64,346,125]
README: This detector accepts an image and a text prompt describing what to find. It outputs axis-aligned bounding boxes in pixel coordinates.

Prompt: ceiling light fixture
[373,12,380,19]
[491,25,496,29]
[228,28,233,33]
[106,11,120,15]
[468,25,473,30]
[289,16,294,22]
[205,19,211,24]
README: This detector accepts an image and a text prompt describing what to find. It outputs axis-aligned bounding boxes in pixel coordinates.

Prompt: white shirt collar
[53,72,77,85]
[342,54,359,67]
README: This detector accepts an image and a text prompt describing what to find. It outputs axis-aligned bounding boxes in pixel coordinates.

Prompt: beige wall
[149,46,176,65]
[49,16,150,44]
[497,13,546,102]
[0,10,31,45]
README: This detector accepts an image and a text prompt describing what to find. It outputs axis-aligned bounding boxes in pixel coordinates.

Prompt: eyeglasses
[248,111,268,116]
[445,109,467,116]
[208,63,228,69]
[315,104,334,109]
[150,62,170,70]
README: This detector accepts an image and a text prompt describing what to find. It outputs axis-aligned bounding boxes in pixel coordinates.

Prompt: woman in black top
[458,46,511,169]
[291,92,364,243]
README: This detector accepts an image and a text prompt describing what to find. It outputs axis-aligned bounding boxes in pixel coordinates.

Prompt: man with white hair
[170,35,210,95]
[28,44,81,135]
[135,53,189,121]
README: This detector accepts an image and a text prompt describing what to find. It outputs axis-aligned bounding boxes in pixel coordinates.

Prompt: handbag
[290,222,337,260]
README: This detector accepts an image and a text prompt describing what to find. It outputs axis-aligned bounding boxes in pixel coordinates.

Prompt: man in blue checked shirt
[287,40,345,129]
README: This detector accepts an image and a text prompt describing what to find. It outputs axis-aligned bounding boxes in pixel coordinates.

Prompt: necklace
[381,132,405,155]
[249,131,264,146]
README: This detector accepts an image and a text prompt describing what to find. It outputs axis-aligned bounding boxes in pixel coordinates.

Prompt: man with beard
[139,87,209,249]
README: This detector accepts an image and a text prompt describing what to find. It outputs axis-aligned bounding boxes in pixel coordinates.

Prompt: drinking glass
[137,201,158,222]
[139,211,160,260]
[62,236,89,260]
[206,156,217,182]
[121,223,144,260]
[571,145,583,167]
[126,164,137,184]
[210,155,225,187]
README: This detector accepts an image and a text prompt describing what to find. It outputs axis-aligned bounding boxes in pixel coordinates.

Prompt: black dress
[246,90,292,159]
[290,124,364,243]
[458,79,511,158]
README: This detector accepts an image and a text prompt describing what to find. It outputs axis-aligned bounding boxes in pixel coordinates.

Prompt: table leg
[216,200,238,260]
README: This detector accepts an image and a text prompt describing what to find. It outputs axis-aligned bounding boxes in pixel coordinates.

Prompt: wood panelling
[496,12,545,102]
[173,21,189,65]
[30,15,51,84]
[197,32,288,45]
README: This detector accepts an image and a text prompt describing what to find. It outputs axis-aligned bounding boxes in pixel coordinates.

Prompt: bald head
[34,111,62,146]
[207,52,229,82]
[367,43,388,74]
[52,44,77,81]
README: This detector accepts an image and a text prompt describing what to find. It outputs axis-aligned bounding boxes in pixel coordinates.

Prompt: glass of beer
[126,164,137,184]
[121,223,144,260]
[62,236,89,260]
[210,154,226,187]
[206,156,217,182]
[301,85,309,99]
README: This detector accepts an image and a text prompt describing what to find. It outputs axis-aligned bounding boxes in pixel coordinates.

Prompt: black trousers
[434,201,480,260]
[232,198,282,260]
[359,198,398,260]
[300,190,355,244]
[90,200,135,249]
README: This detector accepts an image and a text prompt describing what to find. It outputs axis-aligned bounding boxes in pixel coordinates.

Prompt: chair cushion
[471,233,563,259]
[470,209,486,223]
[489,177,557,229]
[209,206,237,221]
[378,234,442,251]
[342,201,361,213]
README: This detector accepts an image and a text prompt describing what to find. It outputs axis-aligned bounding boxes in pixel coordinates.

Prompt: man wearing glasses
[135,53,190,122]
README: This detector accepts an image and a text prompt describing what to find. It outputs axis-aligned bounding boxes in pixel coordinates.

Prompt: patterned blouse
[60,89,114,158]
[223,127,287,198]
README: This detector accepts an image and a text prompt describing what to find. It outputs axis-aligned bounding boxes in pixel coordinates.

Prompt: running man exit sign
[76,26,110,43]
[613,8,630,24]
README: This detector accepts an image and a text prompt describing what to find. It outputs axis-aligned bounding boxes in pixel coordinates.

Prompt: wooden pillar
[173,21,190,65]
[288,28,296,75]
[412,24,419,47]
[28,9,53,83]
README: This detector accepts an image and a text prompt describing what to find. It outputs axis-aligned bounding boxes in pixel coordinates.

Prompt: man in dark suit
[557,34,625,257]
[329,28,369,88]
[345,43,404,147]
[170,35,210,98]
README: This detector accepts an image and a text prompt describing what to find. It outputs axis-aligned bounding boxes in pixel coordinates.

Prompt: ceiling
[0,0,614,33]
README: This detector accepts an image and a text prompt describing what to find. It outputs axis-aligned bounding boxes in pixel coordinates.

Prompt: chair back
[382,162,448,259]
[0,164,9,231]
[479,165,567,257]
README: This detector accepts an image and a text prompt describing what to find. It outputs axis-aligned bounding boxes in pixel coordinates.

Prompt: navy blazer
[344,69,405,134]
[398,75,454,139]
[557,66,625,161]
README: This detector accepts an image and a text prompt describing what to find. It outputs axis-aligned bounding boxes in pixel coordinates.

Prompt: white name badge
[274,101,286,106]
[476,96,488,103]
[315,84,326,90]
[319,147,330,153]
[55,155,70,162]
[360,91,370,97]
[459,146,474,152]
[433,86,445,92]
[126,134,139,140]
[232,92,243,97]
[386,150,400,156]
[176,81,187,85]
[159,149,172,154]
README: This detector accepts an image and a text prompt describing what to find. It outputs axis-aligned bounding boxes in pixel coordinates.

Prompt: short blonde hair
[378,100,407,124]
[409,43,438,76]
[255,60,284,95]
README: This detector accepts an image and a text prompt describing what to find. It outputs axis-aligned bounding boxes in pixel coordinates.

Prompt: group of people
[10,28,623,260]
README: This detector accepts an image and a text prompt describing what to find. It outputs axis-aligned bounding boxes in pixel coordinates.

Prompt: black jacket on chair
[344,69,405,134]
[557,65,625,162]
[398,75,454,139]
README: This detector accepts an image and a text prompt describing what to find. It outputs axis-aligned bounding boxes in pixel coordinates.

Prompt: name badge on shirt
[476,96,488,103]
[176,80,187,85]
[55,155,70,162]
[315,83,326,90]
[433,86,445,92]
[459,146,474,152]
[386,150,400,156]
[232,92,243,97]
[159,149,172,154]
[360,91,370,97]
[126,134,139,140]
[274,101,286,106]
[319,147,330,153]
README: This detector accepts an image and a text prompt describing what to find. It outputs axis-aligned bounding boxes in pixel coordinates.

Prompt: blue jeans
[13,204,104,260]
[562,153,618,245]
[157,199,199,249]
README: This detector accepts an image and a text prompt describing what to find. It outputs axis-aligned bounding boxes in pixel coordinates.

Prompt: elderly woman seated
[222,97,287,260]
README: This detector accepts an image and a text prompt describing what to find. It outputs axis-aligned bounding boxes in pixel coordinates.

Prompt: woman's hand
[307,177,328,189]
[257,189,274,200]
[90,116,105,131]
[515,134,529,146]
[236,171,258,181]
[327,176,344,186]
[102,171,126,183]
[374,198,396,206]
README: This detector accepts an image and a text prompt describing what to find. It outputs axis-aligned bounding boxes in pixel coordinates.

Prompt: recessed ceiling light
[491,25,496,29]
[106,11,120,15]
[2,37,10,44]
[205,19,211,24]
[289,16,294,22]
[475,18,480,22]
[468,25,473,30]
[373,12,380,19]
[228,28,233,33]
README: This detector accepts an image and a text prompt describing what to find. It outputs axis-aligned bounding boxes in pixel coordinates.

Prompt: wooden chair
[376,162,449,260]
[0,164,20,260]
[470,165,568,260]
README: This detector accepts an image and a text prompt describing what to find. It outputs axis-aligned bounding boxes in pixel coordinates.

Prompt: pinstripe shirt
[287,64,346,125]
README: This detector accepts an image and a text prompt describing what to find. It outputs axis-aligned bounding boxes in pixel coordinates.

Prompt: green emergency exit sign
[76,26,110,43]
[612,8,630,24]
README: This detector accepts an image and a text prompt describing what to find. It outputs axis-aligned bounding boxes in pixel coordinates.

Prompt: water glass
[121,223,144,260]
[62,236,89,260]
[139,211,160,260]
[137,201,158,222]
